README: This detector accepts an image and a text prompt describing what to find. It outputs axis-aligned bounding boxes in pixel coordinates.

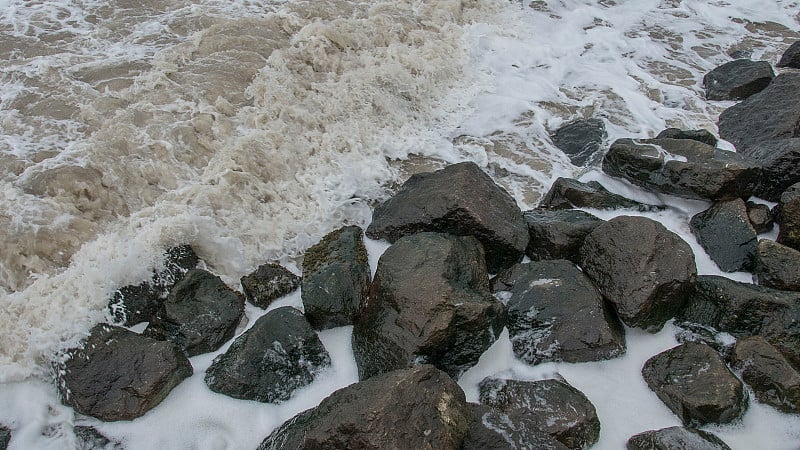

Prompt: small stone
[746,201,774,233]
[241,263,300,308]
[551,118,607,166]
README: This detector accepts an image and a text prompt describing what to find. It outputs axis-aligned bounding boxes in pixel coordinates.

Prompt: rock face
[626,426,731,450]
[204,306,331,403]
[718,73,800,152]
[689,198,758,272]
[462,404,568,450]
[778,183,800,251]
[241,263,301,308]
[602,138,761,200]
[642,342,746,426]
[523,209,604,263]
[301,226,370,329]
[58,324,192,421]
[703,59,775,100]
[746,201,774,233]
[741,138,800,201]
[491,260,625,365]
[730,336,800,414]
[656,128,718,147]
[258,365,470,450]
[551,118,607,166]
[754,239,800,291]
[579,216,697,331]
[352,232,505,380]
[145,268,245,356]
[478,377,600,449]
[366,162,528,273]
[74,425,124,450]
[777,40,800,68]
[538,177,661,211]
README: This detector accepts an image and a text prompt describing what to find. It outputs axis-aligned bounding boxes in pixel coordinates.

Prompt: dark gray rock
[673,322,735,357]
[538,177,662,211]
[352,232,504,380]
[656,128,718,147]
[523,209,604,263]
[74,425,124,450]
[746,201,774,233]
[730,336,800,414]
[603,138,761,200]
[366,162,528,273]
[258,365,470,450]
[462,404,568,450]
[778,183,800,251]
[754,239,800,291]
[58,324,192,421]
[579,216,697,331]
[626,426,731,450]
[145,268,244,356]
[689,198,758,272]
[241,263,300,308]
[777,40,800,68]
[478,377,600,450]
[740,139,800,202]
[703,59,775,101]
[491,260,625,365]
[205,306,331,403]
[301,226,370,329]
[0,426,9,450]
[551,118,607,166]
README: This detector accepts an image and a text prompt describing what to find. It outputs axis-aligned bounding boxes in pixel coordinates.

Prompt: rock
[656,128,718,147]
[352,232,505,379]
[579,216,696,331]
[551,118,607,166]
[478,377,600,449]
[602,138,761,200]
[258,365,470,450]
[730,336,800,414]
[58,324,192,421]
[205,306,331,403]
[778,183,800,251]
[754,239,800,291]
[490,260,625,365]
[301,226,370,329]
[145,268,244,356]
[703,59,775,101]
[240,263,300,308]
[626,426,731,450]
[689,198,758,272]
[523,209,604,263]
[740,139,800,201]
[642,342,746,426]
[538,177,662,211]
[366,162,529,273]
[777,40,800,68]
[0,426,9,450]
[673,322,736,357]
[462,404,568,450]
[746,201,774,233]
[74,425,124,450]
[718,73,800,152]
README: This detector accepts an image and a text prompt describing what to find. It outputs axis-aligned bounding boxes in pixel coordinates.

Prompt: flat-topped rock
[626,426,731,450]
[538,177,661,211]
[703,59,774,101]
[240,262,300,308]
[656,128,718,147]
[523,209,605,263]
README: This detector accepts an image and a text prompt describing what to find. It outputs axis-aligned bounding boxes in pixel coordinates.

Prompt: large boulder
[551,118,606,166]
[778,183,800,251]
[740,139,800,201]
[491,260,625,365]
[703,59,775,101]
[258,365,470,450]
[626,426,731,450]
[366,162,528,273]
[579,216,697,331]
[204,306,331,403]
[642,342,746,426]
[777,40,800,68]
[602,138,761,200]
[523,209,604,263]
[240,263,301,309]
[730,336,800,414]
[462,404,568,450]
[539,177,662,211]
[301,226,370,329]
[689,198,758,272]
[754,239,800,291]
[656,128,718,147]
[352,232,505,379]
[58,324,192,421]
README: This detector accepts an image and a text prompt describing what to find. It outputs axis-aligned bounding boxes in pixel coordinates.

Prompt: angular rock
[74,425,124,450]
[656,128,718,147]
[58,324,192,421]
[491,260,625,365]
[603,138,761,200]
[352,232,505,379]
[258,365,470,450]
[754,239,800,291]
[462,404,568,450]
[777,40,800,68]
[366,162,529,273]
[0,426,9,450]
[478,377,600,449]
[240,263,300,308]
[746,201,774,233]
[301,226,370,329]
[551,118,607,166]
[523,209,604,263]
[539,177,662,211]
[205,306,331,403]
[778,183,800,251]
[740,139,800,201]
[579,216,696,331]
[145,268,244,356]
[703,59,775,101]
[730,336,800,414]
[626,426,731,450]
[689,198,758,272]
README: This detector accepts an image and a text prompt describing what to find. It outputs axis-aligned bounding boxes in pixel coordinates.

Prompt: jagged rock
[301,226,370,329]
[777,40,800,68]
[626,426,731,450]
[579,216,696,331]
[145,268,244,356]
[258,365,470,450]
[689,198,758,272]
[523,209,604,263]
[58,324,192,421]
[656,128,718,147]
[74,425,123,450]
[703,59,775,101]
[478,377,600,449]
[0,426,9,450]
[602,138,761,200]
[551,118,607,166]
[746,201,774,233]
[205,306,331,403]
[490,260,625,365]
[730,336,800,414]
[754,239,800,291]
[366,162,528,273]
[538,177,662,211]
[740,139,800,201]
[241,263,300,308]
[642,342,746,426]
[462,404,568,450]
[778,183,800,251]
[352,232,504,379]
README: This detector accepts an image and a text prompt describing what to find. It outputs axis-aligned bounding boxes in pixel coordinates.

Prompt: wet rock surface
[0,427,9,450]
[754,239,800,291]
[462,404,568,450]
[538,177,662,211]
[740,138,800,201]
[730,336,800,414]
[777,40,800,68]
[551,118,606,166]
[778,183,800,251]
[689,198,758,272]
[703,59,774,101]
[626,426,731,450]
[656,128,718,147]
[240,263,300,308]
[746,201,774,233]
[523,209,604,263]
[74,425,124,450]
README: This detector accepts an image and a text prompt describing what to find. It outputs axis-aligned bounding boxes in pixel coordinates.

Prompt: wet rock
[730,336,800,414]
[301,226,370,329]
[746,201,774,233]
[538,177,662,211]
[523,209,604,263]
[366,161,528,273]
[673,322,736,358]
[603,138,761,200]
[240,263,300,308]
[626,426,731,450]
[656,128,718,147]
[551,118,606,166]
[352,233,504,379]
[778,183,800,251]
[74,425,123,450]
[689,198,758,272]
[740,139,800,202]
[754,239,800,291]
[205,306,330,403]
[58,324,192,421]
[0,426,9,450]
[462,404,568,450]
[642,342,746,426]
[145,268,244,356]
[579,216,696,331]
[478,377,600,449]
[777,40,800,68]
[258,365,470,450]
[490,260,625,365]
[703,59,775,101]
